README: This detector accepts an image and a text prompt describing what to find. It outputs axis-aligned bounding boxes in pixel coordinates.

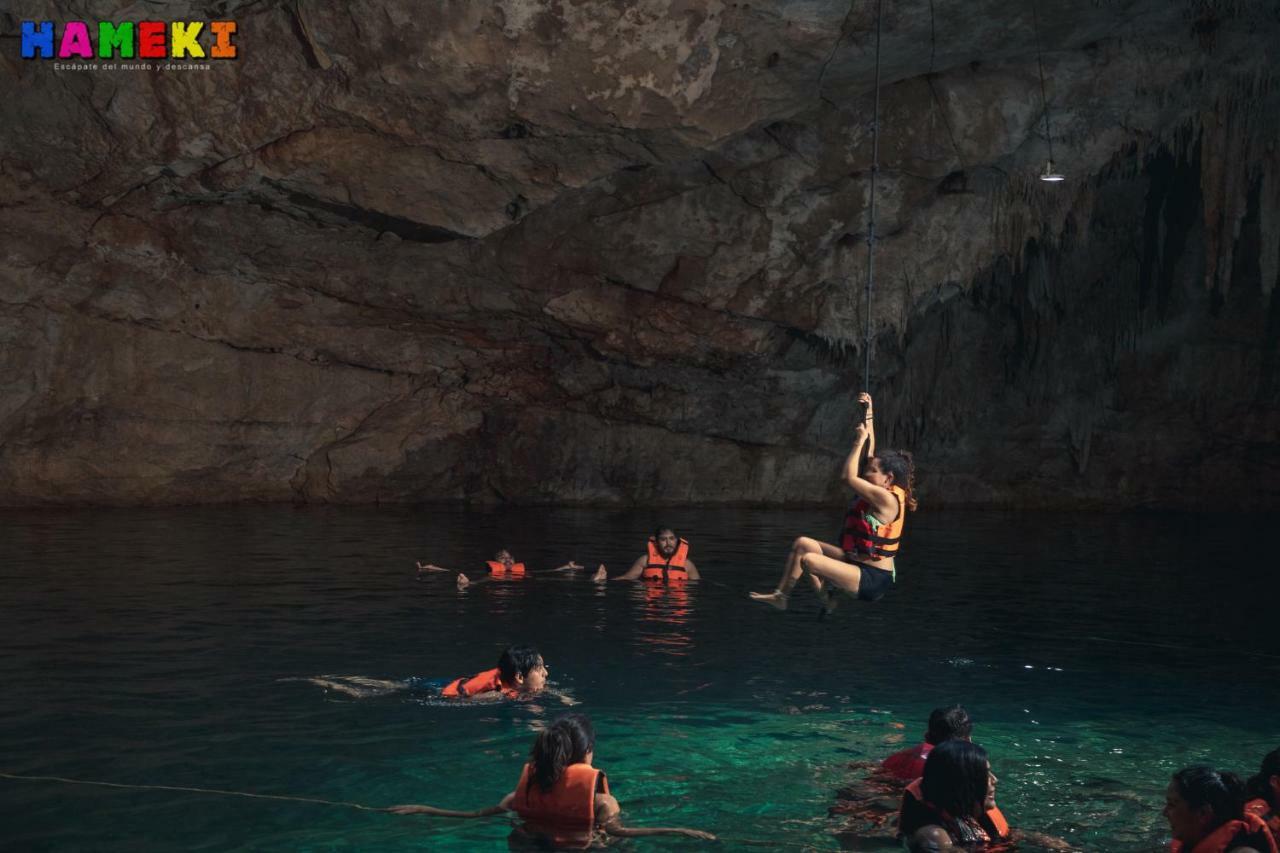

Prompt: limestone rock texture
[1,0,1278,508]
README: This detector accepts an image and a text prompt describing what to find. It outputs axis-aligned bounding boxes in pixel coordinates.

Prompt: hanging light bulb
[1032,3,1064,183]
[1040,160,1064,182]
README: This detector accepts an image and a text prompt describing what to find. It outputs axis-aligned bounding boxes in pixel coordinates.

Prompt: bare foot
[591,565,607,583]
[748,590,789,611]
[456,573,470,590]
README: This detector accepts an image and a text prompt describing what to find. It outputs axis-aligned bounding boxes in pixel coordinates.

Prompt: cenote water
[1,507,1277,851]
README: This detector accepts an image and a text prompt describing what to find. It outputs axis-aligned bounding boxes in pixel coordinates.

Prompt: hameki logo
[20,20,238,60]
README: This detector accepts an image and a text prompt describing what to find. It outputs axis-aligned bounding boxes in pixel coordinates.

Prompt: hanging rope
[1031,0,1055,164]
[862,0,885,392]
[0,771,392,811]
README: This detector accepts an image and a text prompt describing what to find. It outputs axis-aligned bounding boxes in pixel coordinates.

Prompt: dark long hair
[921,739,989,820]
[1246,749,1280,807]
[1173,766,1247,827]
[876,449,918,511]
[529,714,595,793]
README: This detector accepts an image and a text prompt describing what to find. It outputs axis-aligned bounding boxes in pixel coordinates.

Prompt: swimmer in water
[417,549,583,589]
[387,713,715,845]
[750,392,915,613]
[592,527,700,582]
[292,645,575,704]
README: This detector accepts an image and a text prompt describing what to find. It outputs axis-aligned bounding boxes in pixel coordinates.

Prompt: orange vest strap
[1177,814,1279,853]
[986,805,1010,838]
[486,560,526,578]
[441,668,503,698]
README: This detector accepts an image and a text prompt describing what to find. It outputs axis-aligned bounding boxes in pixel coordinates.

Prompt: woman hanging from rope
[749,392,916,612]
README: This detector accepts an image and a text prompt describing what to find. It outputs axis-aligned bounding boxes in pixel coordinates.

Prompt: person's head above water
[652,526,680,558]
[1164,766,1248,847]
[1247,748,1280,807]
[925,705,973,746]
[921,739,997,820]
[497,645,549,693]
[528,713,596,792]
[493,549,515,566]
[862,450,919,511]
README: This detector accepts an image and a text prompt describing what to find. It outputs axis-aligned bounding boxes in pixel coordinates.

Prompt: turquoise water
[1,507,1277,851]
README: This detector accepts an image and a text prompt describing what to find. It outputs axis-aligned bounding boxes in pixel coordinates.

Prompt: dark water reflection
[1,506,1277,850]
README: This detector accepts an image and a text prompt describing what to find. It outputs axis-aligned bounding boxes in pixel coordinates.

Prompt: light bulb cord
[1032,1,1054,164]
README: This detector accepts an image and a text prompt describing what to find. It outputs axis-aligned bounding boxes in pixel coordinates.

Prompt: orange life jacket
[440,668,514,699]
[903,778,1010,845]
[486,560,526,578]
[643,537,690,583]
[841,485,907,560]
[1169,812,1278,853]
[510,761,609,847]
[1246,799,1280,842]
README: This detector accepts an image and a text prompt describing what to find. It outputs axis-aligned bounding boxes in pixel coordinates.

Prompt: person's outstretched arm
[858,391,875,458]
[843,420,898,522]
[384,803,507,818]
[547,560,584,572]
[683,559,700,579]
[612,555,647,581]
[1011,829,1080,851]
[416,561,451,572]
[595,794,715,840]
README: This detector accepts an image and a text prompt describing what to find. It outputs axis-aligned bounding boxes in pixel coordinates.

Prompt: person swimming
[592,527,700,583]
[288,645,568,703]
[1165,766,1277,853]
[441,645,549,699]
[387,713,716,845]
[881,705,973,782]
[417,549,583,590]
[898,739,1009,851]
[750,391,915,613]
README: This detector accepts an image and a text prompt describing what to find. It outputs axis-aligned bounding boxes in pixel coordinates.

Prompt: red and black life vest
[642,537,689,584]
[840,485,907,559]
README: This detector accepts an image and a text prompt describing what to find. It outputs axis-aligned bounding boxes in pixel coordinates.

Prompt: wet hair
[1246,749,1280,807]
[875,449,919,511]
[652,525,677,541]
[528,714,595,792]
[925,705,973,746]
[921,740,990,820]
[497,645,542,684]
[493,549,512,561]
[1172,766,1247,827]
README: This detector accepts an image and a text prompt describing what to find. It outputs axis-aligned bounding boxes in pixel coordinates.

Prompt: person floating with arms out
[749,391,915,612]
[591,526,700,583]
[387,713,716,846]
[417,549,582,590]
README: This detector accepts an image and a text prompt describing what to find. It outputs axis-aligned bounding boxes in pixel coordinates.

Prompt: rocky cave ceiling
[0,0,1277,508]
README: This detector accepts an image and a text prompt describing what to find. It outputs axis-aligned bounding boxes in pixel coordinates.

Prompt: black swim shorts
[853,563,894,602]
